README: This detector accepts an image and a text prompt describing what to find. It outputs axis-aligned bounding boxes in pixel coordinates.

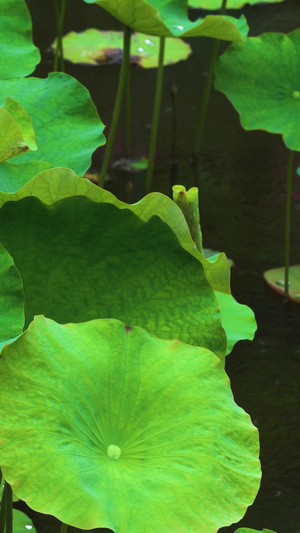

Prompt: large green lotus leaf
[0,167,230,295]
[0,316,261,531]
[0,0,40,79]
[216,291,256,355]
[0,194,226,357]
[215,29,300,151]
[0,73,105,177]
[0,161,53,193]
[189,0,284,9]
[57,29,191,68]
[0,98,37,163]
[0,243,24,349]
[84,0,248,41]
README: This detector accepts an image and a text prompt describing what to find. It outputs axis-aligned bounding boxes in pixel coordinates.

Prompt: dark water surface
[21,0,300,531]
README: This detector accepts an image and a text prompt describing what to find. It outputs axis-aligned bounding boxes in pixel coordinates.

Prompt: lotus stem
[170,82,178,187]
[125,63,131,158]
[284,149,294,300]
[192,0,228,187]
[99,26,132,188]
[145,36,166,194]
[53,0,67,72]
[0,481,13,533]
[59,523,69,533]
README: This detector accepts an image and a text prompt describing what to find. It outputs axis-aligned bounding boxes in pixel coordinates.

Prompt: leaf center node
[107,444,121,460]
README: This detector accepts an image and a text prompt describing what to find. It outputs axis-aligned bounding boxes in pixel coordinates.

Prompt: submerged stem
[0,482,13,533]
[192,0,228,187]
[284,149,294,300]
[99,26,132,188]
[145,36,166,194]
[59,523,69,533]
[125,64,131,159]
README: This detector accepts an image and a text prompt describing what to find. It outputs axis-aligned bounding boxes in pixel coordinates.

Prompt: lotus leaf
[215,29,300,151]
[84,0,248,41]
[0,167,230,294]
[0,168,257,354]
[56,30,191,68]
[0,0,40,79]
[216,291,256,354]
[0,243,24,350]
[0,316,261,531]
[0,161,53,194]
[0,73,105,178]
[0,98,37,163]
[12,510,37,532]
[264,265,300,303]
[0,193,226,357]
[189,0,284,9]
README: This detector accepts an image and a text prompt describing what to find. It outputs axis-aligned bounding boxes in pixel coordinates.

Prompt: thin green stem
[53,0,66,72]
[192,0,228,187]
[59,523,69,533]
[99,26,132,188]
[0,482,13,533]
[125,64,131,158]
[145,36,166,194]
[0,481,5,533]
[284,149,294,300]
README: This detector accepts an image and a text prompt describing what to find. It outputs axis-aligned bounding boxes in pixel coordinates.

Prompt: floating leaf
[0,243,24,351]
[84,0,248,41]
[235,529,277,533]
[0,316,261,531]
[264,265,300,303]
[12,510,37,533]
[189,0,284,9]
[0,188,226,357]
[215,29,300,151]
[0,73,105,178]
[56,29,191,68]
[0,0,40,79]
[0,98,37,163]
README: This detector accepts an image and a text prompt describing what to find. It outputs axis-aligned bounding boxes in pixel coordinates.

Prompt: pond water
[20,0,300,531]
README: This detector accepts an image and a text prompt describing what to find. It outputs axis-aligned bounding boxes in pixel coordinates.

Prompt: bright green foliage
[0,316,261,531]
[189,0,284,9]
[264,265,300,303]
[84,0,248,40]
[216,291,256,354]
[0,98,37,163]
[0,73,105,182]
[0,0,40,79]
[0,243,24,350]
[57,29,191,68]
[0,189,226,357]
[215,29,300,151]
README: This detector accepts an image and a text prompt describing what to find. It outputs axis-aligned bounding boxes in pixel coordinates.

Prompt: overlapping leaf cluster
[0,0,262,532]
